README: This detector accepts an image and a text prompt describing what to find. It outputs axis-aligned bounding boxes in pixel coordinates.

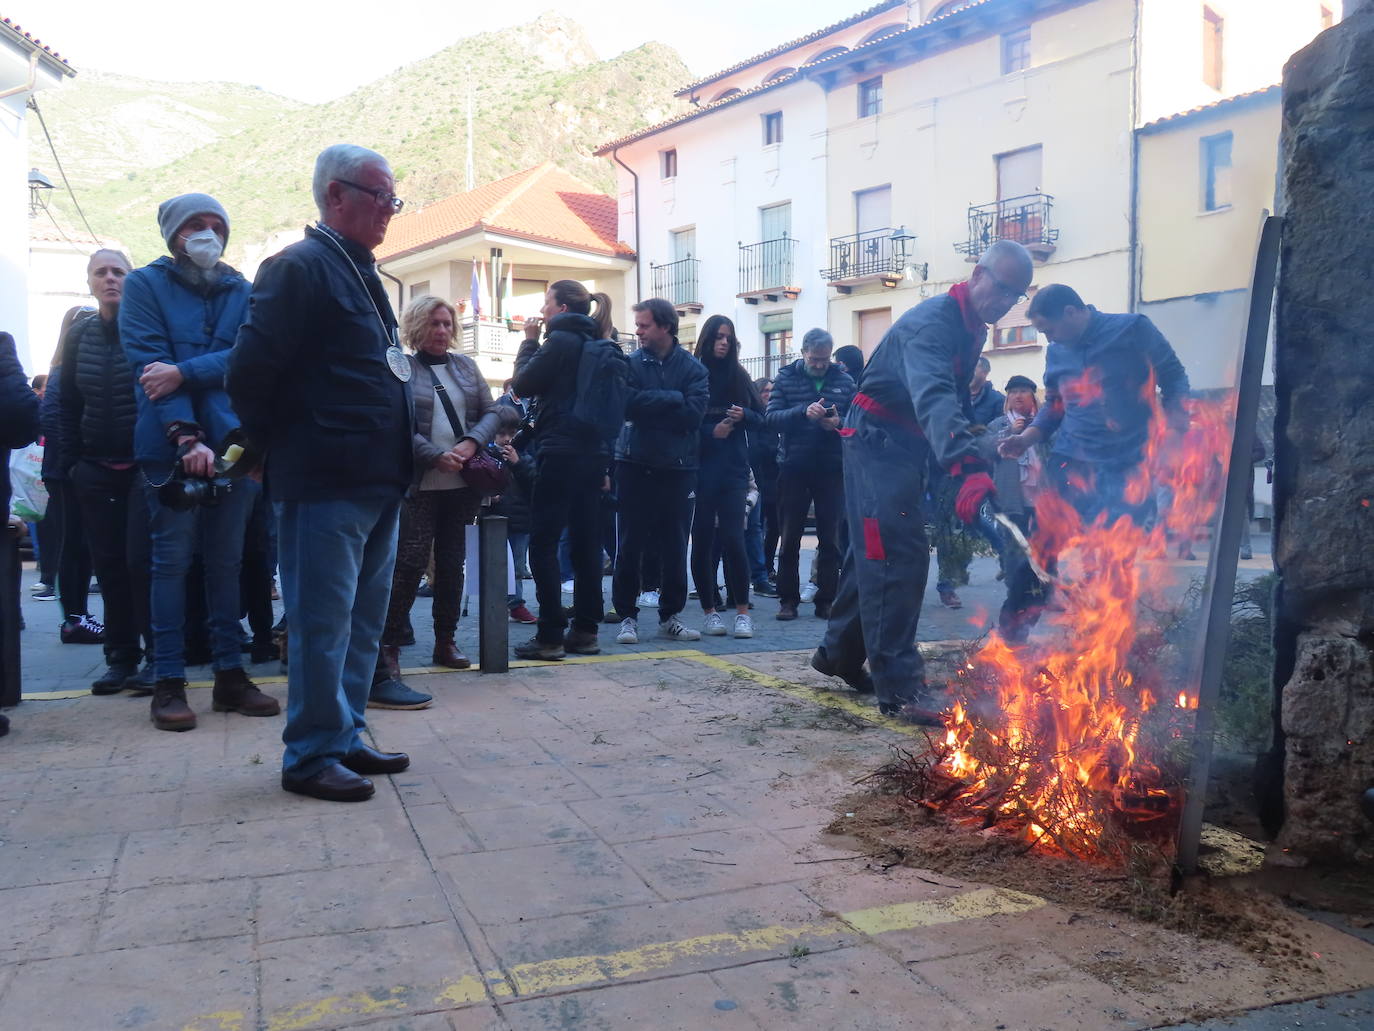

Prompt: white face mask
[183,229,224,270]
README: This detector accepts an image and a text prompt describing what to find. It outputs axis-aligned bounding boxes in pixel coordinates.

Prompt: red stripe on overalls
[862,517,886,560]
[847,391,926,437]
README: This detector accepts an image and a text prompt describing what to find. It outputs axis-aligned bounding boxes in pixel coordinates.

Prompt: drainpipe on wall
[378,267,405,314]
[0,52,38,101]
[1127,0,1143,313]
[610,147,642,304]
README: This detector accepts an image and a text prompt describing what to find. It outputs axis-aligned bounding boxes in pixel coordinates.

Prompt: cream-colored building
[1136,86,1281,390]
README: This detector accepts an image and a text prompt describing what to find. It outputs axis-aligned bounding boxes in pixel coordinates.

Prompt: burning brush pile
[908,392,1235,862]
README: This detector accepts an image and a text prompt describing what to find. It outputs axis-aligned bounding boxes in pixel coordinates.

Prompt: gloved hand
[951,457,996,524]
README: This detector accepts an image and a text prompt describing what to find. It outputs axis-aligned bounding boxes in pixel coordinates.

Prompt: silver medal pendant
[386,345,412,382]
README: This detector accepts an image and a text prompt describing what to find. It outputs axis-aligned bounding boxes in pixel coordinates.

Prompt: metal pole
[478,514,509,673]
[1,524,22,707]
[1175,214,1281,875]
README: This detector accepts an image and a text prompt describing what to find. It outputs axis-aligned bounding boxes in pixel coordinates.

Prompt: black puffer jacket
[512,312,608,457]
[57,311,138,472]
[0,332,40,513]
[764,358,856,472]
[615,342,709,470]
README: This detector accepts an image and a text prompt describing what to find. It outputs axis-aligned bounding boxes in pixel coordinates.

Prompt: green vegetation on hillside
[38,14,687,265]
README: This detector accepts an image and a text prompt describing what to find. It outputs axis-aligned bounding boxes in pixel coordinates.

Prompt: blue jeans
[745,502,766,584]
[143,477,257,680]
[507,531,529,609]
[276,496,400,778]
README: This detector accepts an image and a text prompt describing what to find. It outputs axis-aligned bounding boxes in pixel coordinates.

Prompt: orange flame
[934,387,1234,858]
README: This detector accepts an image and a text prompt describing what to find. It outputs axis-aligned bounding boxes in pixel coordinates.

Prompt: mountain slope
[42,14,687,264]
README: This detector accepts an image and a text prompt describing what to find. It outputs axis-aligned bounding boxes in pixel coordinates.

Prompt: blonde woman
[378,295,501,682]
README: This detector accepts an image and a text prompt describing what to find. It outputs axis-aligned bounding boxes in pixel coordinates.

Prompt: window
[1320,5,1333,30]
[858,76,883,118]
[855,185,892,235]
[660,148,678,179]
[409,281,430,300]
[1002,27,1031,74]
[763,111,783,146]
[1202,6,1224,90]
[670,227,695,262]
[1202,132,1233,211]
[993,295,1038,349]
[763,328,793,376]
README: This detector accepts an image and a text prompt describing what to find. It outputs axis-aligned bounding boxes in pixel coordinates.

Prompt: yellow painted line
[187,886,1045,1030]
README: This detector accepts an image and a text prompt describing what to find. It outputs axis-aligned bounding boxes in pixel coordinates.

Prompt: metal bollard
[478,514,509,673]
[1,524,21,707]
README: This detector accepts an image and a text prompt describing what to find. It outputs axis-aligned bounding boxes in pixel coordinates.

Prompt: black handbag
[424,362,509,496]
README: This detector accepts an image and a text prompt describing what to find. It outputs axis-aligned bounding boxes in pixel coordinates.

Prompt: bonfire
[919,378,1235,861]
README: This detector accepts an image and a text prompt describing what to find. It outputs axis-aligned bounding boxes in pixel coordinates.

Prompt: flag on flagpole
[471,259,484,317]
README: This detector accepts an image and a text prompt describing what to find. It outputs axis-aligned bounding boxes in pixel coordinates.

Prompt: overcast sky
[12,0,860,102]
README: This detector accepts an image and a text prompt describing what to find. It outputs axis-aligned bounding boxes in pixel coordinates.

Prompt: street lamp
[28,168,53,216]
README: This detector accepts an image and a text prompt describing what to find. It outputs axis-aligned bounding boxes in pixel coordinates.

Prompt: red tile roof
[1138,84,1281,133]
[0,16,76,74]
[375,164,633,264]
[674,0,908,97]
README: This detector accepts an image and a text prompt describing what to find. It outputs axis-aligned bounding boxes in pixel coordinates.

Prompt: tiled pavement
[8,534,1371,1031]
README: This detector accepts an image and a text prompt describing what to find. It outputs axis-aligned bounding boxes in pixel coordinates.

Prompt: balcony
[820,227,918,293]
[651,257,702,314]
[954,193,1059,263]
[458,317,523,364]
[738,236,801,304]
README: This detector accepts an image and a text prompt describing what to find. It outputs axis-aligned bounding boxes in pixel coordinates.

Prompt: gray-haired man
[229,144,416,802]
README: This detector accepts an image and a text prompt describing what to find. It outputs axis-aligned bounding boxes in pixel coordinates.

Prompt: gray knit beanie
[156,193,230,250]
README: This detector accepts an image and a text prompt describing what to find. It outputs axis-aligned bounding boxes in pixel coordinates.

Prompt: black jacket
[58,312,139,473]
[615,342,709,470]
[512,312,608,456]
[747,421,781,501]
[489,446,535,535]
[764,358,856,472]
[969,383,1006,427]
[227,225,413,503]
[1,332,40,512]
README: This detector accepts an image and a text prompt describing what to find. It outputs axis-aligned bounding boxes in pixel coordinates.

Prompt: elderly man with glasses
[228,144,414,802]
[809,240,1035,724]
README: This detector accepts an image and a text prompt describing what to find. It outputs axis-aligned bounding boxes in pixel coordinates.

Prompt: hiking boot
[513,637,565,661]
[509,604,537,624]
[659,614,701,641]
[810,646,874,695]
[616,617,639,645]
[702,612,727,636]
[211,668,281,716]
[367,677,433,710]
[564,629,601,655]
[91,663,138,696]
[776,603,798,621]
[151,678,197,732]
[733,613,754,639]
[433,637,471,669]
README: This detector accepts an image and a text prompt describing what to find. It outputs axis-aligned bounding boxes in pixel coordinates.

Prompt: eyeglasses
[337,179,405,213]
[986,270,1028,304]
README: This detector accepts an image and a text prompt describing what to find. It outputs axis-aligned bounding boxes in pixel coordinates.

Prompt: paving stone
[406,802,485,858]
[568,788,749,844]
[434,839,660,924]
[5,790,180,839]
[95,877,256,951]
[320,804,430,868]
[461,802,596,851]
[711,946,983,1030]
[0,830,124,889]
[115,815,328,889]
[0,878,104,961]
[614,827,810,900]
[432,761,598,813]
[23,757,188,799]
[258,922,484,1031]
[255,859,453,943]
[0,935,257,1031]
[499,971,763,1030]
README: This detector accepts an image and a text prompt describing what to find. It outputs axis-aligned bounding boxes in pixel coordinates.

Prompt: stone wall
[1271,9,1374,864]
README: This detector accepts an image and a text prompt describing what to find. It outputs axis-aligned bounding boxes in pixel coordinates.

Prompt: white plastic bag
[8,442,47,520]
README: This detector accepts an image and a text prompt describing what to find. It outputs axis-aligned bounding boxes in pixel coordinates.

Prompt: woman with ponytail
[510,279,617,660]
[691,315,763,639]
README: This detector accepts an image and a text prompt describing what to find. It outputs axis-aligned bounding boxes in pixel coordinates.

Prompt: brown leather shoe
[381,643,403,678]
[563,630,601,655]
[341,744,410,776]
[211,668,281,716]
[432,637,470,669]
[150,678,197,732]
[776,603,798,621]
[281,764,375,802]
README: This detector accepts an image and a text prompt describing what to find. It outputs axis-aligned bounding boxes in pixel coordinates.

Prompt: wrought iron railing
[820,227,914,281]
[738,236,798,294]
[741,352,798,378]
[954,193,1059,257]
[650,257,701,308]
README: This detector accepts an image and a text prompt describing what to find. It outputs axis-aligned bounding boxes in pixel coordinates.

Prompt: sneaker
[636,590,660,608]
[800,582,819,603]
[509,604,537,624]
[60,615,105,644]
[702,612,727,636]
[616,617,639,645]
[30,582,55,601]
[751,580,778,598]
[124,661,155,697]
[91,663,138,696]
[659,615,701,641]
[938,587,962,610]
[367,677,434,710]
[561,579,575,593]
[513,636,565,660]
[603,609,623,624]
[563,630,601,655]
[733,613,754,639]
[810,646,874,694]
[416,577,434,598]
